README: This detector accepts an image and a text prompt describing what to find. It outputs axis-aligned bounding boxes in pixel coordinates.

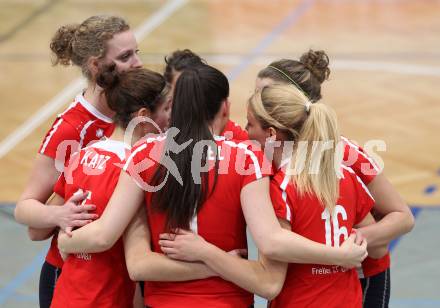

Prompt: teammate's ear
[268,127,277,139]
[88,57,100,80]
[222,99,231,117]
[136,108,151,118]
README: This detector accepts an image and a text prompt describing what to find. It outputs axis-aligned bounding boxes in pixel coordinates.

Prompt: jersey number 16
[321,205,348,247]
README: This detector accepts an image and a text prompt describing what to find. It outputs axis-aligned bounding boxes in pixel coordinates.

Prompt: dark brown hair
[163,49,206,84]
[258,49,330,102]
[96,64,166,128]
[50,15,129,80]
[152,64,228,231]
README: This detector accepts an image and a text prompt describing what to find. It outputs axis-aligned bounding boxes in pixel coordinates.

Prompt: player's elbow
[27,227,50,241]
[27,228,40,241]
[14,203,25,225]
[126,260,141,281]
[404,209,415,234]
[367,245,388,259]
[260,279,283,300]
[127,264,147,282]
[126,257,150,281]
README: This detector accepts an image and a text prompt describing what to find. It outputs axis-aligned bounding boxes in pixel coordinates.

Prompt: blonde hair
[248,84,341,212]
[50,15,130,80]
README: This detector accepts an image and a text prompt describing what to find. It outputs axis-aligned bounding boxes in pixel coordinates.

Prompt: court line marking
[389,183,437,252]
[135,54,440,77]
[227,0,315,81]
[0,0,60,43]
[0,0,188,160]
[0,246,47,305]
[389,207,422,252]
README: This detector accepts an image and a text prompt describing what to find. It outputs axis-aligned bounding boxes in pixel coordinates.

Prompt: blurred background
[0,0,439,307]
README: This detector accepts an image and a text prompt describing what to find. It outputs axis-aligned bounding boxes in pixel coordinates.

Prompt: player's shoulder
[85,139,131,162]
[222,120,249,141]
[340,165,372,197]
[60,93,113,127]
[128,133,167,164]
[218,136,259,153]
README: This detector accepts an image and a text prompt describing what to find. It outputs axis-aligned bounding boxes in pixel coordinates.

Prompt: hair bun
[300,50,330,84]
[96,63,119,90]
[50,24,79,66]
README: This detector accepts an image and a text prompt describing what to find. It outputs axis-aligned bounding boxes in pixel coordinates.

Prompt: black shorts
[360,268,391,308]
[39,261,62,308]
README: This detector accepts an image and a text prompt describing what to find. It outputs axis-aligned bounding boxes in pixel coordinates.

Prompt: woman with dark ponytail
[53,63,368,307]
[14,15,143,308]
[164,49,249,141]
[30,64,169,308]
[255,50,414,308]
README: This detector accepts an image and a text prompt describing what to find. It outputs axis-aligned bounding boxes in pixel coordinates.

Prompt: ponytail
[152,64,228,231]
[293,102,340,213]
[249,84,341,213]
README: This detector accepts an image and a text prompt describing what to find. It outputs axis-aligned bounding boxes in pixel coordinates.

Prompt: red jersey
[269,165,374,308]
[221,120,249,141]
[342,136,390,277]
[342,136,379,185]
[50,139,134,308]
[41,93,115,268]
[124,134,268,308]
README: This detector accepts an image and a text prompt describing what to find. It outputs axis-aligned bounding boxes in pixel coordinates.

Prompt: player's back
[125,134,268,308]
[269,166,374,308]
[51,139,134,308]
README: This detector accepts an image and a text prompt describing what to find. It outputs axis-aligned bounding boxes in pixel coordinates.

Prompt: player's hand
[55,192,98,235]
[159,229,210,262]
[339,232,368,269]
[351,228,364,245]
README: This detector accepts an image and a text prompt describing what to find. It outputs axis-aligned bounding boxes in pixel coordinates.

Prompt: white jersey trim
[342,165,375,201]
[342,136,379,172]
[87,139,131,161]
[40,118,64,154]
[123,135,164,171]
[280,173,292,221]
[223,140,262,179]
[78,120,95,149]
[75,93,113,123]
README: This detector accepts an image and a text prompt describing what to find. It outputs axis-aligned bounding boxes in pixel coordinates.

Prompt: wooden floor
[0,0,439,209]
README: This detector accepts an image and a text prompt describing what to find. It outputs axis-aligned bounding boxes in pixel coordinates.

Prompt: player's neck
[110,126,143,147]
[110,126,125,143]
[209,115,226,136]
[83,85,115,119]
[272,147,283,170]
[272,143,293,170]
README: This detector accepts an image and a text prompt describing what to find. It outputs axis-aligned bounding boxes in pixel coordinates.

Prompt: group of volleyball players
[14,15,414,308]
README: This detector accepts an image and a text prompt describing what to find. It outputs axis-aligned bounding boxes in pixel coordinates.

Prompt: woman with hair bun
[14,15,143,308]
[32,64,169,308]
[256,50,414,307]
